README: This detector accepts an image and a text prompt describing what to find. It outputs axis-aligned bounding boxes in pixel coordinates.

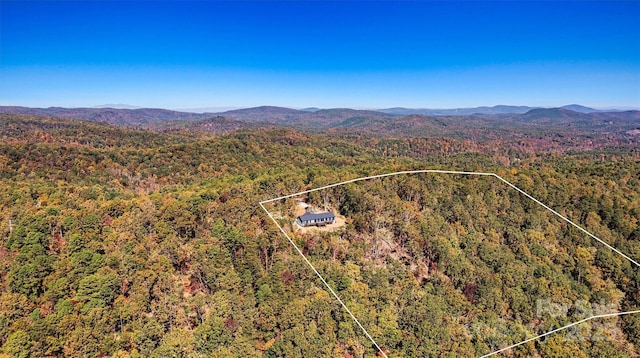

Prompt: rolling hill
[0,106,215,126]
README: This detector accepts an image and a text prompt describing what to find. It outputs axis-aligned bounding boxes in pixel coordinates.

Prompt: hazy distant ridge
[377,104,613,115]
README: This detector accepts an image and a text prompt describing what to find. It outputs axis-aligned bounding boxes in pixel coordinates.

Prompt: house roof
[297,211,335,221]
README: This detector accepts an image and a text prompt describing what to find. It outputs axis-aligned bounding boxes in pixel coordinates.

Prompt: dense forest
[0,113,639,357]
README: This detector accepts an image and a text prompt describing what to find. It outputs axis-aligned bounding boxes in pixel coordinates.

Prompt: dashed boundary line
[259,169,640,357]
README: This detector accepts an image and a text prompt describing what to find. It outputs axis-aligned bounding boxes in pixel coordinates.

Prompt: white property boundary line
[259,170,640,357]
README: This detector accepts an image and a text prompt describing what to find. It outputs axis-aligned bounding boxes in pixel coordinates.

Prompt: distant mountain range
[1,104,623,124]
[0,105,637,140]
[2,104,637,156]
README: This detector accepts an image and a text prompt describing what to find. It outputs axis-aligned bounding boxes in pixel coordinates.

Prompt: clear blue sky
[1,1,639,110]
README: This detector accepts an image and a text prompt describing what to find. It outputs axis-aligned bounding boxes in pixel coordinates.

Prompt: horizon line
[1,103,639,113]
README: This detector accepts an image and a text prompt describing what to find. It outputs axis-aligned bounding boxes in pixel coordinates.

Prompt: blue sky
[1,1,639,110]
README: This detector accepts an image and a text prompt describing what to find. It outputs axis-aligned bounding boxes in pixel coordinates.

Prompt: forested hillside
[0,114,638,357]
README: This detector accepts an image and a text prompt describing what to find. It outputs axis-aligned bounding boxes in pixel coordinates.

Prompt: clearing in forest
[260,170,640,358]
